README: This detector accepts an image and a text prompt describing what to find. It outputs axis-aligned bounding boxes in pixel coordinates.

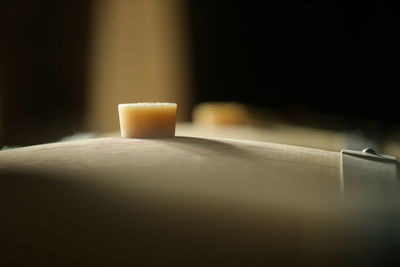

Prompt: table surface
[1,137,396,266]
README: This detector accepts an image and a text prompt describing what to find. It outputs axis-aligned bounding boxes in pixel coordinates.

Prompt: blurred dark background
[0,0,91,145]
[188,1,398,125]
[0,0,398,146]
[189,1,399,118]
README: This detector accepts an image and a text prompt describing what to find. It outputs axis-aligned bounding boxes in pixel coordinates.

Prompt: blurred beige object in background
[86,0,190,133]
[193,102,248,126]
[118,103,177,138]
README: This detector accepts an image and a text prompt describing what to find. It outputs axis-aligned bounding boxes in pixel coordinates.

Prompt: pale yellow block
[193,102,248,126]
[118,103,177,138]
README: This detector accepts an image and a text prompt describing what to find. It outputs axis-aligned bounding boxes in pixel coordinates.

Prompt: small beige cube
[118,103,177,138]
